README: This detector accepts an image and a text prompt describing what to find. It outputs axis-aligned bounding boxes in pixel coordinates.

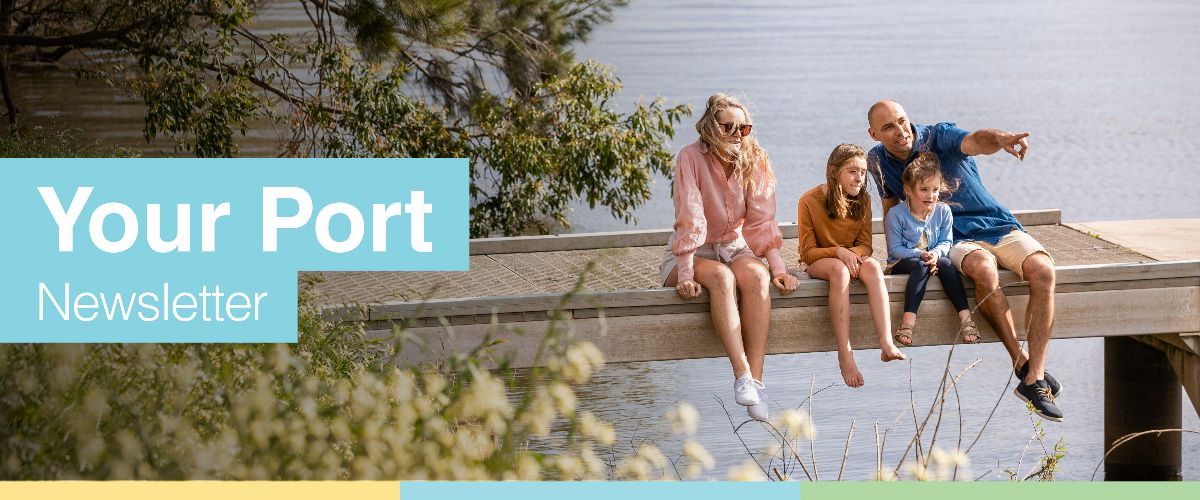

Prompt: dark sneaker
[1014,380,1064,422]
[1015,363,1062,397]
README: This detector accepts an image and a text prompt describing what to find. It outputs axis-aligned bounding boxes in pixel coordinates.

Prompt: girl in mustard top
[797,144,906,388]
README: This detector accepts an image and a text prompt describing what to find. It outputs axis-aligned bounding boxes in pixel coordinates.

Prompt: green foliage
[0,0,690,236]
[0,125,139,158]
[998,414,1066,481]
[468,63,687,236]
[307,55,687,236]
[341,0,624,108]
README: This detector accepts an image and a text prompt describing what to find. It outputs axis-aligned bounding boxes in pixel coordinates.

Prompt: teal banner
[399,481,800,500]
[0,158,468,342]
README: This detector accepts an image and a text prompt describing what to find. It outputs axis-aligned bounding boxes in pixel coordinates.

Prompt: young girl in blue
[885,153,980,346]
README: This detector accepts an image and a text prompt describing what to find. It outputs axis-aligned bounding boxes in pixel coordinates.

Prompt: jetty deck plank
[311,217,1148,307]
[1066,219,1200,262]
[303,211,1200,373]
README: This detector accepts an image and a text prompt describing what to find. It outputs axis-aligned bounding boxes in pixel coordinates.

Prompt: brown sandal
[893,323,915,347]
[959,319,981,344]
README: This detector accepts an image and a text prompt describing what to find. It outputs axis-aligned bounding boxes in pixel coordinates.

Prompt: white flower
[422,373,447,398]
[454,368,514,431]
[562,341,605,384]
[905,461,932,481]
[930,448,949,466]
[553,455,583,480]
[520,389,555,437]
[578,411,615,446]
[774,409,816,440]
[514,454,541,480]
[682,440,714,478]
[871,469,898,481]
[927,447,970,480]
[548,382,577,417]
[728,460,766,481]
[579,443,607,479]
[667,402,699,435]
[299,397,318,419]
[637,444,670,472]
[617,457,651,480]
[271,344,292,374]
[83,388,111,420]
[948,449,971,468]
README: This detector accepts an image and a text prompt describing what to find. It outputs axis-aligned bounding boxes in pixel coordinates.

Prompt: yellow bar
[0,481,398,500]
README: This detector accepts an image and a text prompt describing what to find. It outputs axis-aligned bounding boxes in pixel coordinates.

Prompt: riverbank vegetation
[0,124,137,157]
[0,0,690,236]
[0,271,718,480]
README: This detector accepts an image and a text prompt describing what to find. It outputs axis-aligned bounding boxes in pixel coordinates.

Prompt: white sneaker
[747,382,769,421]
[734,374,760,406]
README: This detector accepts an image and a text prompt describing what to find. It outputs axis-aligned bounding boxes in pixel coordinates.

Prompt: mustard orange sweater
[796,186,873,265]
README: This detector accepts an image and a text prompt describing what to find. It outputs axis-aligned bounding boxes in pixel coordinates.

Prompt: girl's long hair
[824,143,870,221]
[696,93,775,196]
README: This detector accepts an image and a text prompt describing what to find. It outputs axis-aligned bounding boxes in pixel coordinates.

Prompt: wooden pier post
[1104,336,1183,480]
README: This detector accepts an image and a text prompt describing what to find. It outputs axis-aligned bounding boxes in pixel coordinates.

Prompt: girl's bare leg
[808,258,864,388]
[860,258,906,362]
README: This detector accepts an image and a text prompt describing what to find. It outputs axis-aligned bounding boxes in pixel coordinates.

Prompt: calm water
[10,0,1200,480]
[567,0,1200,480]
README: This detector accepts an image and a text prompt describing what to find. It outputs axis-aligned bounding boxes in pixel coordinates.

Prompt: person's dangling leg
[808,258,863,388]
[934,256,979,343]
[890,257,930,346]
[860,257,906,361]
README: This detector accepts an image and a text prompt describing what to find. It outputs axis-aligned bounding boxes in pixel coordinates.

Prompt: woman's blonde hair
[824,143,870,222]
[695,94,775,195]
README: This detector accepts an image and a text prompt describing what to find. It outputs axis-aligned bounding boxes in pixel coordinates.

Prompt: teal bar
[399,481,800,500]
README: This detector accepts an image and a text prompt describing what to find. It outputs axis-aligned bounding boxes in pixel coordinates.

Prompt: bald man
[865,100,1063,422]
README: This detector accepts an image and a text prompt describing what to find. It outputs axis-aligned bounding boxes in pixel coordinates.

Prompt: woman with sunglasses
[660,93,799,421]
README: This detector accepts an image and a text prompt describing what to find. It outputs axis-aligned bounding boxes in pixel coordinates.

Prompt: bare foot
[838,351,865,388]
[880,343,907,362]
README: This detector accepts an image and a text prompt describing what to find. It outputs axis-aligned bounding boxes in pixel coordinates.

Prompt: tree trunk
[0,0,16,131]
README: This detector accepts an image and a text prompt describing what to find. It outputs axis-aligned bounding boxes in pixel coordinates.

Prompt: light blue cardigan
[885,201,954,264]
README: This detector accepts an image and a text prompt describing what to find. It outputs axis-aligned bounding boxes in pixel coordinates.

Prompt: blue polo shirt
[867,122,1023,244]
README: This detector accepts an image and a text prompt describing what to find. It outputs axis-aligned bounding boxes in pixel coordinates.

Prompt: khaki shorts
[949,229,1052,279]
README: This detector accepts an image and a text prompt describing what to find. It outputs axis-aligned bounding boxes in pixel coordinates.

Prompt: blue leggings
[889,256,971,315]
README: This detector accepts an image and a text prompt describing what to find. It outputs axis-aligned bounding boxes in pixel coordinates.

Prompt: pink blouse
[668,140,786,282]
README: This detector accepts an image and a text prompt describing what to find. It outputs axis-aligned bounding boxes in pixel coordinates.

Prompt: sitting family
[661,95,1063,424]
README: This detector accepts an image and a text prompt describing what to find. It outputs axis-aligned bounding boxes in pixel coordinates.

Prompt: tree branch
[0,24,140,48]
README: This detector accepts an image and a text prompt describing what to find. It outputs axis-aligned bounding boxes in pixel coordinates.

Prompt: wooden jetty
[309,210,1200,480]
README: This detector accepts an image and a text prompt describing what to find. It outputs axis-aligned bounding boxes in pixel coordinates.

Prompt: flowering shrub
[0,275,712,480]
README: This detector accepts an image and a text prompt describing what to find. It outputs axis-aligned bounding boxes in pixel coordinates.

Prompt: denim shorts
[659,237,759,286]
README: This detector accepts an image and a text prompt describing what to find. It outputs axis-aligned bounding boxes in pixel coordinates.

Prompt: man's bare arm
[960,128,1030,160]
